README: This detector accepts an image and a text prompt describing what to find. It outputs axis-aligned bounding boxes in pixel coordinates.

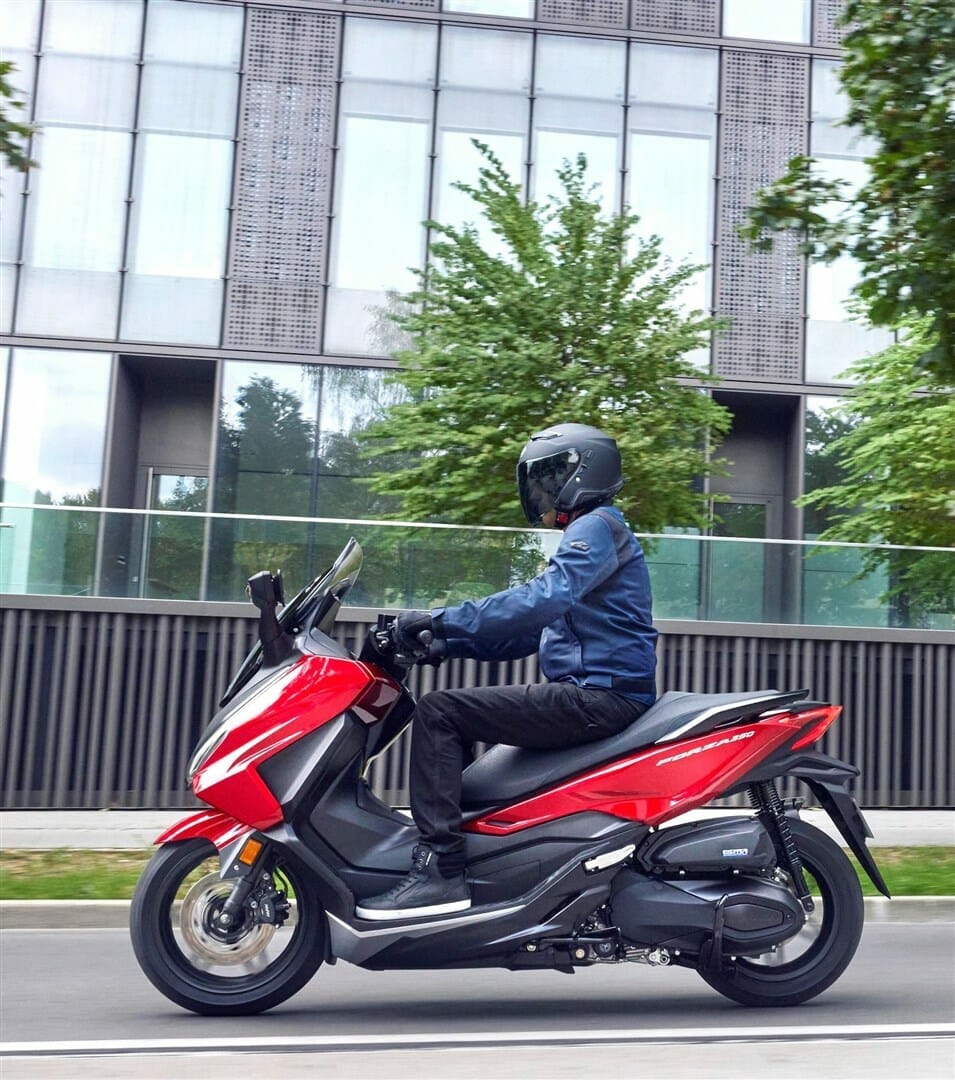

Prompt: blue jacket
[433,506,657,705]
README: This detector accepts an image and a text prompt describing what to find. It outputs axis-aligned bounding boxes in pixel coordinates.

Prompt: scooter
[130,538,890,1015]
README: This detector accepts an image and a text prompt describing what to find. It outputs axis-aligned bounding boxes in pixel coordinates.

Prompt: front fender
[154,809,251,850]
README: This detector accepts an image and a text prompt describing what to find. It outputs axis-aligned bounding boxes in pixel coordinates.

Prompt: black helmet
[517,423,624,526]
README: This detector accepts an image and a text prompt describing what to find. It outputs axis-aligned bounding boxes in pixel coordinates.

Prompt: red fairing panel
[154,809,250,849]
[191,655,384,829]
[464,711,828,836]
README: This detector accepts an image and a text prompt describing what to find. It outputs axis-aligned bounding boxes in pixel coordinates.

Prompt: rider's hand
[394,610,433,653]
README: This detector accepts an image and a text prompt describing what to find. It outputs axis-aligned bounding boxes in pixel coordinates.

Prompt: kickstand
[699,896,728,977]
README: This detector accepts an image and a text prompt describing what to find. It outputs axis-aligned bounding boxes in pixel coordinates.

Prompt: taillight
[790,705,842,750]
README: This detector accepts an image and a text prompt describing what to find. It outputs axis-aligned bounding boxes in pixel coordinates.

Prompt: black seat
[461,688,803,811]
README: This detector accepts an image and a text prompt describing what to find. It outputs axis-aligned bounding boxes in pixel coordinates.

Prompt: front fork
[216,833,290,931]
[748,781,815,913]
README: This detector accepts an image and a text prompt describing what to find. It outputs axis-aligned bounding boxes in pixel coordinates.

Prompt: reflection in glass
[16,126,130,338]
[443,0,533,16]
[532,36,624,213]
[209,361,404,600]
[627,45,717,358]
[722,0,810,43]
[0,348,111,596]
[806,61,893,382]
[435,27,531,255]
[708,503,767,623]
[121,134,233,344]
[42,0,143,58]
[140,474,208,599]
[325,19,436,356]
[119,1,241,346]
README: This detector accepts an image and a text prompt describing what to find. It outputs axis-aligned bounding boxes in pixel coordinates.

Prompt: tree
[362,144,730,533]
[0,61,36,175]
[741,0,955,382]
[798,323,955,621]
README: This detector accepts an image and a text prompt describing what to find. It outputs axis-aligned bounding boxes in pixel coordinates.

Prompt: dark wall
[1,601,951,809]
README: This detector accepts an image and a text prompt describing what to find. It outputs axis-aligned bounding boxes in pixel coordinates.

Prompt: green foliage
[362,143,730,533]
[3,846,953,899]
[0,60,36,175]
[741,0,955,381]
[798,324,955,622]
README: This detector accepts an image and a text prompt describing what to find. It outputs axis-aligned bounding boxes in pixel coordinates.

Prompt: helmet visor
[517,450,579,524]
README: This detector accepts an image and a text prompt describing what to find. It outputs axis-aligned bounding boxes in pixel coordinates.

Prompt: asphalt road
[0,920,950,1080]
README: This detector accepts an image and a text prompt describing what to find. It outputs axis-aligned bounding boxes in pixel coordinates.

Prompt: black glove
[394,610,434,653]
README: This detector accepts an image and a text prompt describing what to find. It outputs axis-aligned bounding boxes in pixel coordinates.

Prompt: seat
[460,688,799,811]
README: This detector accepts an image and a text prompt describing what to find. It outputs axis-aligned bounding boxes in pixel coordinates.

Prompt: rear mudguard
[737,749,891,898]
[154,809,251,850]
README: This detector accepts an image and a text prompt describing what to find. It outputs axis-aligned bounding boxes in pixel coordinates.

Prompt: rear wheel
[130,838,325,1015]
[699,819,864,1007]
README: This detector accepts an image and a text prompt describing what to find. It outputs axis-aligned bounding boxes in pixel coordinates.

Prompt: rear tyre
[699,819,864,1007]
[130,838,325,1015]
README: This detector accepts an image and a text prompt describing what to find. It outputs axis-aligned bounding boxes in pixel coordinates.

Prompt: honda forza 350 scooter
[130,538,890,1015]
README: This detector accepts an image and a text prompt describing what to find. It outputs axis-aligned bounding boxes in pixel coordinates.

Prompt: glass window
[209,361,398,600]
[120,1,242,346]
[15,0,143,339]
[0,348,111,505]
[0,1,41,325]
[121,134,233,345]
[325,19,437,356]
[443,0,534,16]
[35,55,138,129]
[722,0,810,43]
[627,45,717,343]
[215,362,319,519]
[16,127,131,337]
[143,0,243,67]
[805,62,894,383]
[42,0,143,58]
[532,36,625,213]
[801,396,888,626]
[434,27,532,254]
[0,348,8,440]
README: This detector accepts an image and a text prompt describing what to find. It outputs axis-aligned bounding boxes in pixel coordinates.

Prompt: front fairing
[188,628,409,829]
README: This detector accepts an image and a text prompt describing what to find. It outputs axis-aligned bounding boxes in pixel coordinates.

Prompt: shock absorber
[748,781,815,913]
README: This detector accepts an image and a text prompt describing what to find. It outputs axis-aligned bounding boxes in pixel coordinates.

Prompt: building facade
[2,0,897,600]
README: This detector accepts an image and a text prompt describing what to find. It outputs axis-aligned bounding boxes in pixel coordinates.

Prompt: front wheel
[130,838,325,1015]
[699,818,864,1007]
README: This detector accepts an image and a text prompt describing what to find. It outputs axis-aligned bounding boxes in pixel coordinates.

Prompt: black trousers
[408,681,648,876]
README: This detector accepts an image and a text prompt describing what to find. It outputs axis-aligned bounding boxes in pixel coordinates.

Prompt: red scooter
[130,539,889,1015]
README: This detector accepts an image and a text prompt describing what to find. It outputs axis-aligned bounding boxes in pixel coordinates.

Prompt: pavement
[2,808,952,850]
[1,809,952,928]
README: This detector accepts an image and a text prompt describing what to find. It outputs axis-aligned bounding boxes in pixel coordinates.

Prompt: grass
[1,846,954,901]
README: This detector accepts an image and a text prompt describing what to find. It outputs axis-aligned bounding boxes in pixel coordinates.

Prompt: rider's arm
[433,513,621,652]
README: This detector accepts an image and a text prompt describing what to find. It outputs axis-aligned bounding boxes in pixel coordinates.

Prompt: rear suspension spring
[748,781,815,913]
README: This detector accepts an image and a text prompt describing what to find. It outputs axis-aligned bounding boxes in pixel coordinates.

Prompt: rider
[356,423,658,920]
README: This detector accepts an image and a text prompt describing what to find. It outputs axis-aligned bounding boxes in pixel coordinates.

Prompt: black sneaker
[355,844,471,921]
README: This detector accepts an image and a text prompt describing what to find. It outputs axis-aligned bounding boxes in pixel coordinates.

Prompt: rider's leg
[355,683,644,919]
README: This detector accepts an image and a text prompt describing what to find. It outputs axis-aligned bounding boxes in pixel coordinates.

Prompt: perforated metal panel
[224,8,341,352]
[812,0,852,47]
[538,0,628,27]
[630,0,719,36]
[714,50,809,382]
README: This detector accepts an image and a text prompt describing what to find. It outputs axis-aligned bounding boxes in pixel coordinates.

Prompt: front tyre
[699,819,864,1007]
[130,838,325,1015]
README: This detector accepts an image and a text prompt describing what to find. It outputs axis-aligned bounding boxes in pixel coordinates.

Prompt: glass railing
[1,503,952,630]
